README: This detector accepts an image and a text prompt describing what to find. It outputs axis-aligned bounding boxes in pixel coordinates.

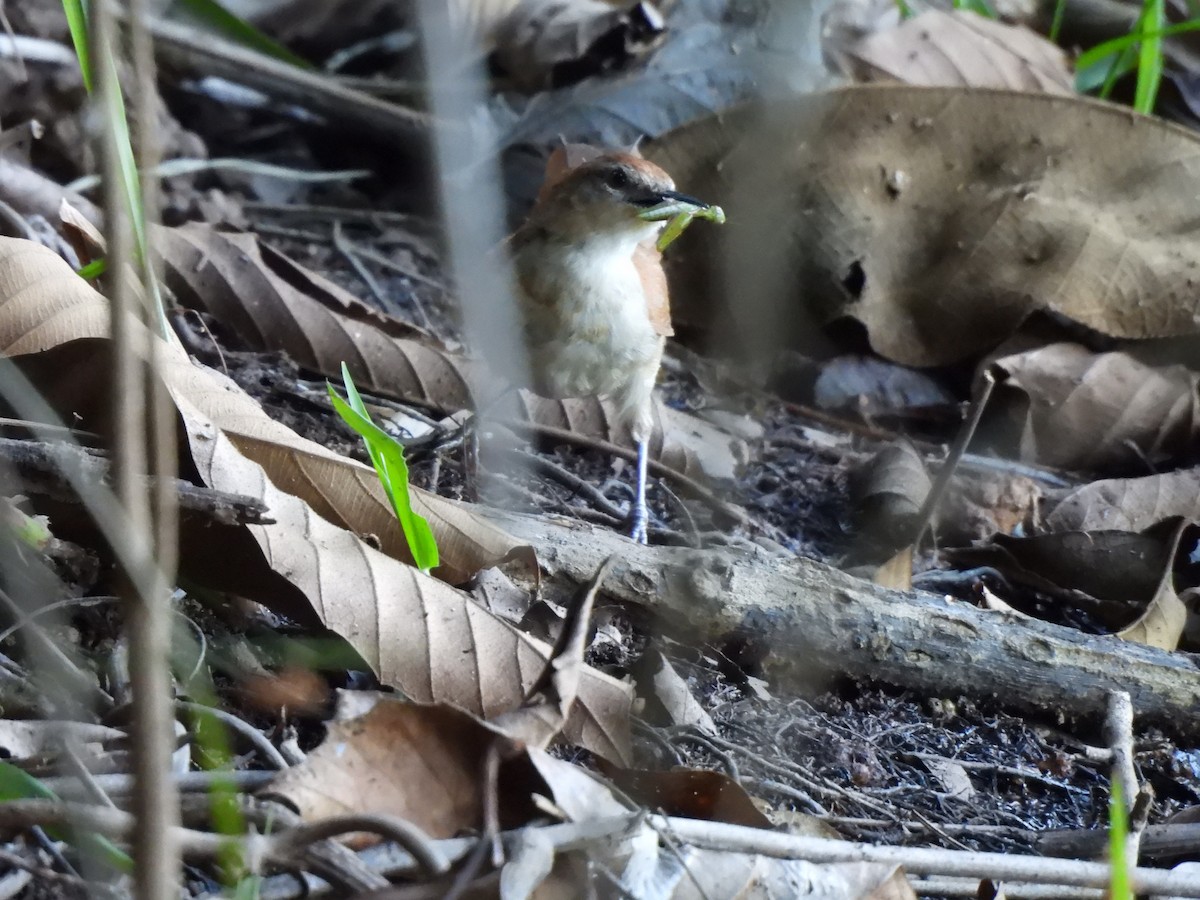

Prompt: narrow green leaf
[1109,777,1132,900]
[60,0,92,92]
[1074,19,1200,72]
[1134,0,1166,113]
[0,761,133,873]
[176,0,313,69]
[1049,0,1068,42]
[329,368,439,573]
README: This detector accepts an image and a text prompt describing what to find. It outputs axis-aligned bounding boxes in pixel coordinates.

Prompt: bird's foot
[627,504,649,545]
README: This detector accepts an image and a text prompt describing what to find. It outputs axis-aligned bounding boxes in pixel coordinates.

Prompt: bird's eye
[605,168,631,190]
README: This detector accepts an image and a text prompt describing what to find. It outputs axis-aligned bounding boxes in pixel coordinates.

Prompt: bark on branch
[480,509,1200,737]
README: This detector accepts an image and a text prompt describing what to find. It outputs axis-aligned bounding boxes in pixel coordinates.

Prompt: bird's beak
[635,190,724,224]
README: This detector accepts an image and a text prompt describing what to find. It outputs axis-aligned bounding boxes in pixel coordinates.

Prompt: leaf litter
[9,0,1200,894]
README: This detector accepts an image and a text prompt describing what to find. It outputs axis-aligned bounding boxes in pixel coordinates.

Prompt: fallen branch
[479,509,1200,738]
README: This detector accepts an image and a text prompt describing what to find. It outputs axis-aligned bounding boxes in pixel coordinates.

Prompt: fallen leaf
[1046,468,1200,533]
[852,441,931,549]
[988,343,1200,472]
[948,518,1191,649]
[648,85,1200,366]
[835,10,1073,93]
[266,694,542,838]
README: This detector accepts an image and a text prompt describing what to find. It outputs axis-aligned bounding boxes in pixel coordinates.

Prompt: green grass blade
[0,761,133,873]
[61,0,92,92]
[1135,0,1167,113]
[1109,777,1132,900]
[1098,42,1139,98]
[175,0,312,69]
[1049,0,1068,42]
[329,368,439,573]
[1075,17,1200,93]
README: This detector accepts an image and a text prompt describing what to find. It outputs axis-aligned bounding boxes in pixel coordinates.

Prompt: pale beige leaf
[266,696,543,838]
[648,86,1200,367]
[1047,469,1200,533]
[990,343,1200,471]
[841,10,1073,93]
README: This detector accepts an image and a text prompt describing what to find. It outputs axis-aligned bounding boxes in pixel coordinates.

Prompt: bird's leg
[629,437,649,544]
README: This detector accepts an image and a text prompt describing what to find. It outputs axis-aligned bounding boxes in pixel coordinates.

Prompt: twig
[175,700,290,770]
[1104,689,1142,867]
[911,369,996,547]
[498,418,757,531]
[502,447,627,521]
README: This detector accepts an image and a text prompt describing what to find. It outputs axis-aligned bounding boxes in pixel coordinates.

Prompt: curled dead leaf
[988,343,1200,472]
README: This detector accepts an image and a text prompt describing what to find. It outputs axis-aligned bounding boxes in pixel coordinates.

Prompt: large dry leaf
[1046,468,1200,533]
[267,695,544,838]
[948,519,1189,649]
[836,9,1073,93]
[0,237,633,759]
[988,343,1200,472]
[647,85,1200,367]
[159,224,741,482]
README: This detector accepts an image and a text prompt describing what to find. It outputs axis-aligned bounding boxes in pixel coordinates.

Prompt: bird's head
[532,153,712,242]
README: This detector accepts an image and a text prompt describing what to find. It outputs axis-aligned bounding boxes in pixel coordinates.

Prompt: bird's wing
[634,241,674,337]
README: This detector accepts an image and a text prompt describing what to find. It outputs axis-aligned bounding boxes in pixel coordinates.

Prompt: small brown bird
[507,147,715,543]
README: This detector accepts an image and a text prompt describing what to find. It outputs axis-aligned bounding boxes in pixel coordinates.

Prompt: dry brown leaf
[266,695,543,838]
[182,394,631,758]
[852,440,930,548]
[648,85,1200,367]
[989,343,1200,472]
[940,473,1041,543]
[158,223,741,483]
[1046,468,1200,533]
[0,237,634,759]
[838,10,1073,93]
[873,544,913,591]
[948,519,1190,649]
[0,233,526,582]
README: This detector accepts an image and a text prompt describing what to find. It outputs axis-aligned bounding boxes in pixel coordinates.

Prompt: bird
[505,146,716,543]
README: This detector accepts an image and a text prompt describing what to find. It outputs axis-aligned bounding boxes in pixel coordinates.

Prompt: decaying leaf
[852,440,931,549]
[1046,468,1200,533]
[812,354,958,417]
[648,85,1200,367]
[265,694,543,838]
[988,343,1200,472]
[948,518,1190,650]
[834,10,1073,93]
